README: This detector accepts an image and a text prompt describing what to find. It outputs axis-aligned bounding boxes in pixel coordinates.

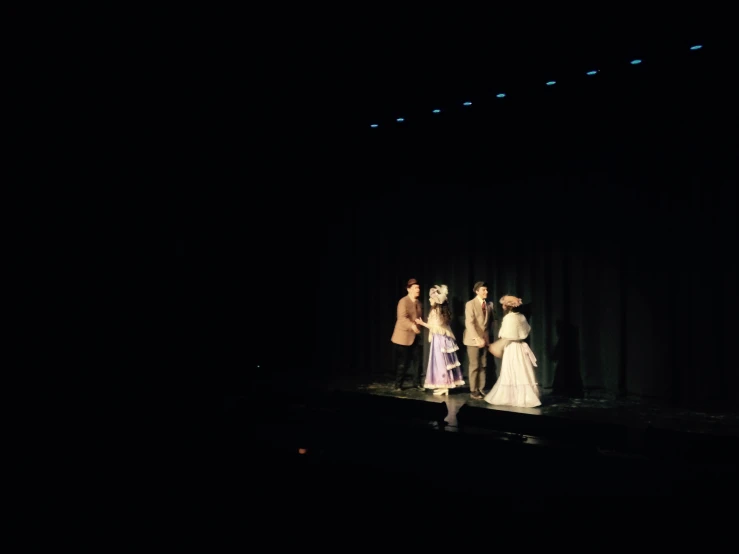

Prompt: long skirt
[424,333,465,390]
[484,341,541,407]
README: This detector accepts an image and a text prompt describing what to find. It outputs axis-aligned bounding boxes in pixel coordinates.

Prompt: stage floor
[324,373,739,439]
[102,372,739,516]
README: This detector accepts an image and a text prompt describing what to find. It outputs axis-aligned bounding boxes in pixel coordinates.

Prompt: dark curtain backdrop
[156,27,736,415]
[316,176,737,410]
[310,44,737,411]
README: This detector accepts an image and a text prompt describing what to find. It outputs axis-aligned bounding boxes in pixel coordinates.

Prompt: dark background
[84,9,737,427]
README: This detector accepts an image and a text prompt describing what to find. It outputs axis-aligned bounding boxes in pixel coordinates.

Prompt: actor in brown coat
[390,278,425,391]
[463,281,496,399]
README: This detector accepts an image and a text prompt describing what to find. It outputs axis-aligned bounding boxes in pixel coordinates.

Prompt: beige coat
[463,297,496,346]
[391,296,422,346]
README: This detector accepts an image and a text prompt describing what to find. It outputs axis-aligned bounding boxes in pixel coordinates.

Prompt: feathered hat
[429,284,449,306]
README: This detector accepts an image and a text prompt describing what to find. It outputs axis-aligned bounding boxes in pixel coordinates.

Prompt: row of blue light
[369,45,703,128]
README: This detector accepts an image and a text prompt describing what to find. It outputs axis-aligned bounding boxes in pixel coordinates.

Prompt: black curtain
[314,176,736,410]
[157,22,736,415]
[308,42,738,411]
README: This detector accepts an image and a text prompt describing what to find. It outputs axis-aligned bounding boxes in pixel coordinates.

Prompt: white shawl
[498,312,531,340]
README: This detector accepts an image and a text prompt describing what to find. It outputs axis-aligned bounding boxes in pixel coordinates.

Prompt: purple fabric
[424,333,465,389]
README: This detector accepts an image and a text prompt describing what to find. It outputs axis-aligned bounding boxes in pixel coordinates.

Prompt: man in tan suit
[463,281,496,399]
[390,278,424,391]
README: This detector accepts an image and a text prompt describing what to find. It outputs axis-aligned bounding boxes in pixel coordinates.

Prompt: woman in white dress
[484,295,541,407]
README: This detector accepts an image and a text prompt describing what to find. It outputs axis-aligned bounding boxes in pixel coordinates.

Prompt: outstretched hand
[415,318,424,325]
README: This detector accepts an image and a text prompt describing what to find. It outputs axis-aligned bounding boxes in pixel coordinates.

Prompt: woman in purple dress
[415,285,465,395]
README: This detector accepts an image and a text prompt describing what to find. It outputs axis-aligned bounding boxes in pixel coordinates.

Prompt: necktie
[482,301,486,318]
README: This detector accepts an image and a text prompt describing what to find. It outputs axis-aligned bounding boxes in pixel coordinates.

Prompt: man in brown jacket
[390,278,424,391]
[463,281,496,399]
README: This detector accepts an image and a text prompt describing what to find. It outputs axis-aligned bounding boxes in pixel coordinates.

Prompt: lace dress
[423,309,465,390]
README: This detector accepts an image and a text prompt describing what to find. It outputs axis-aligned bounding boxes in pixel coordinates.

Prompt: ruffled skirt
[424,334,465,390]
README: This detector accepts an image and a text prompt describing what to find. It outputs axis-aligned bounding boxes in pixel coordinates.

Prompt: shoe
[433,388,449,396]
[415,385,425,391]
[470,392,483,400]
[393,385,402,391]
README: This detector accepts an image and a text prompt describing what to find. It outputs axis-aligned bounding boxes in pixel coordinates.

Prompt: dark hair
[433,301,452,326]
[473,281,488,293]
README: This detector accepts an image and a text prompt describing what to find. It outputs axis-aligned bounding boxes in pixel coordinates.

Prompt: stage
[208,373,739,512]
[91,373,739,522]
